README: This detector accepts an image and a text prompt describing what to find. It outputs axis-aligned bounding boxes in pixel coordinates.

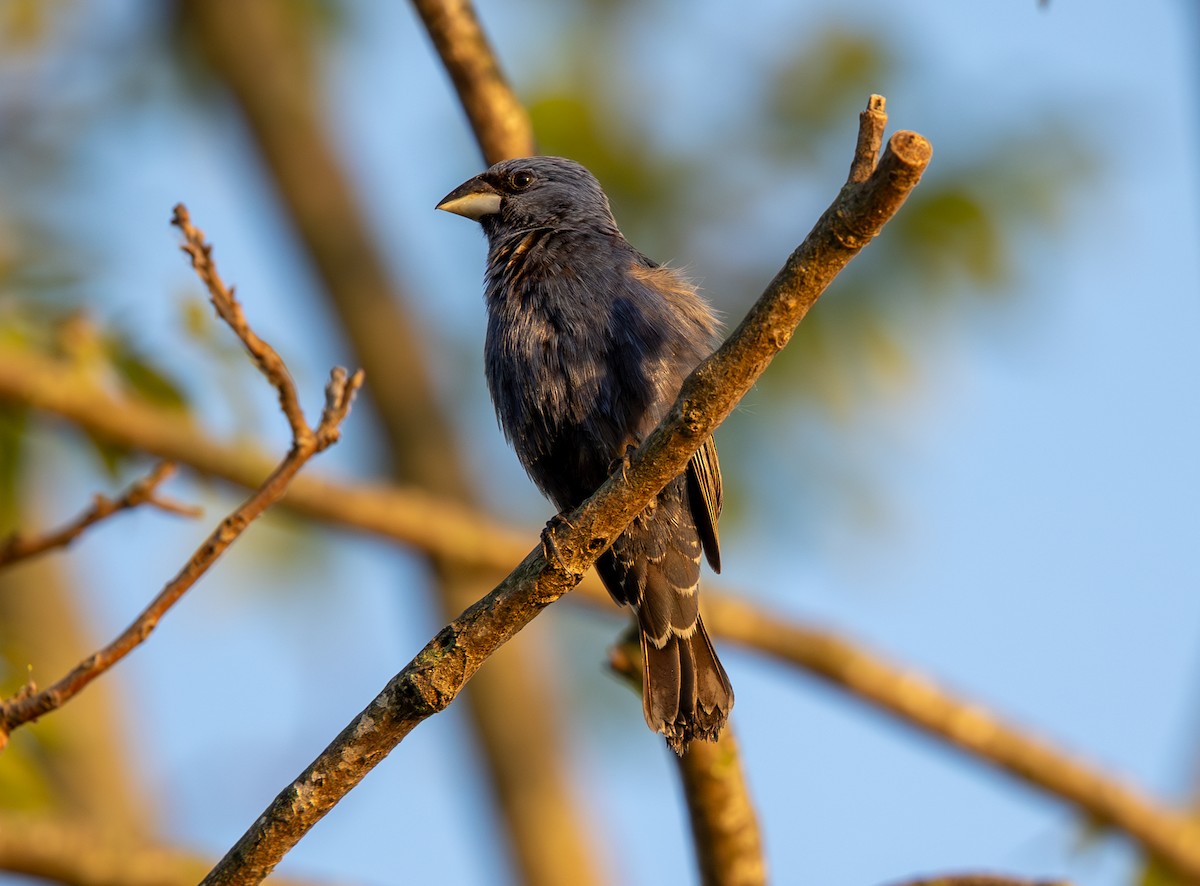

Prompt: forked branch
[0,207,363,749]
[201,96,931,885]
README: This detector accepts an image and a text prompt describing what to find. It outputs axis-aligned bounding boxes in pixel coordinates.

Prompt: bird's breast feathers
[482,231,716,500]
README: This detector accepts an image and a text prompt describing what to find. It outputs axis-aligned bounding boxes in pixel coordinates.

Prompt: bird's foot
[540,513,575,572]
[608,443,638,484]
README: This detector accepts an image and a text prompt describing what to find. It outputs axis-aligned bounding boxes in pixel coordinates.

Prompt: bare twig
[0,207,363,749]
[609,638,765,886]
[178,0,467,497]
[200,96,930,885]
[849,94,888,184]
[0,462,201,568]
[410,0,536,164]
[172,205,311,443]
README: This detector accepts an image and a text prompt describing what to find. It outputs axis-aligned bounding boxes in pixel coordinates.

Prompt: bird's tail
[640,614,734,754]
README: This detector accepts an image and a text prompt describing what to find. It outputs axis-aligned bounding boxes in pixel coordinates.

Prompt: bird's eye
[509,170,535,190]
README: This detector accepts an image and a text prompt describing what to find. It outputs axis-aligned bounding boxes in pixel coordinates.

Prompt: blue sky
[2,1,1199,884]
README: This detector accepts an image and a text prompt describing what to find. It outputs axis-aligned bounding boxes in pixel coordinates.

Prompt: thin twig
[609,638,765,886]
[0,208,364,749]
[0,462,201,568]
[200,96,931,886]
[849,94,888,184]
[171,204,311,444]
[410,0,535,164]
[179,0,468,498]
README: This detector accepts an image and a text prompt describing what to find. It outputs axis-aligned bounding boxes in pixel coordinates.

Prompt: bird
[437,156,733,753]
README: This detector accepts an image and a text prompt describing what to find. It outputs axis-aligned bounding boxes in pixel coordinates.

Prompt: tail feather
[641,615,733,754]
[598,477,734,752]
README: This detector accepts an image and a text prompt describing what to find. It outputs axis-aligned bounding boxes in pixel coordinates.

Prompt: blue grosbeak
[438,156,733,752]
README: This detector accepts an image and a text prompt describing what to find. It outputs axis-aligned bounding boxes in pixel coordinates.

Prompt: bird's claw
[608,443,637,484]
[541,513,575,572]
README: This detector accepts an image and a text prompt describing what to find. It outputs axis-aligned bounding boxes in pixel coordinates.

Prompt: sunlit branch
[200,95,931,886]
[0,207,363,749]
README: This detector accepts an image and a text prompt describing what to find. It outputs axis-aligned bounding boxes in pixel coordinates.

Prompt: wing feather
[686,436,723,573]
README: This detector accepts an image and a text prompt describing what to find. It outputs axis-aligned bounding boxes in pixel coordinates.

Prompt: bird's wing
[687,436,723,573]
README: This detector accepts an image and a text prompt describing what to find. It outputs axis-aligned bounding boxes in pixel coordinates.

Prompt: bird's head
[436,156,618,238]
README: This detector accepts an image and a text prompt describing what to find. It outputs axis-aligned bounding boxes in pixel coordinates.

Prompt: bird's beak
[436,176,502,221]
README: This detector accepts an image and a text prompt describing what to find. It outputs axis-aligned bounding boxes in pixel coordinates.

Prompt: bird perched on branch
[437,156,733,753]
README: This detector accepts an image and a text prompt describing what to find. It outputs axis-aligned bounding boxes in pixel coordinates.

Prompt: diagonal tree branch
[0,461,201,568]
[200,96,932,886]
[0,207,364,749]
[2,106,1195,873]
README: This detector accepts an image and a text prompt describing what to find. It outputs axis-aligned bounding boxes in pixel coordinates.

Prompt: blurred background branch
[0,344,526,570]
[609,635,766,886]
[410,0,535,164]
[0,813,330,886]
[175,2,604,884]
[701,593,1200,882]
